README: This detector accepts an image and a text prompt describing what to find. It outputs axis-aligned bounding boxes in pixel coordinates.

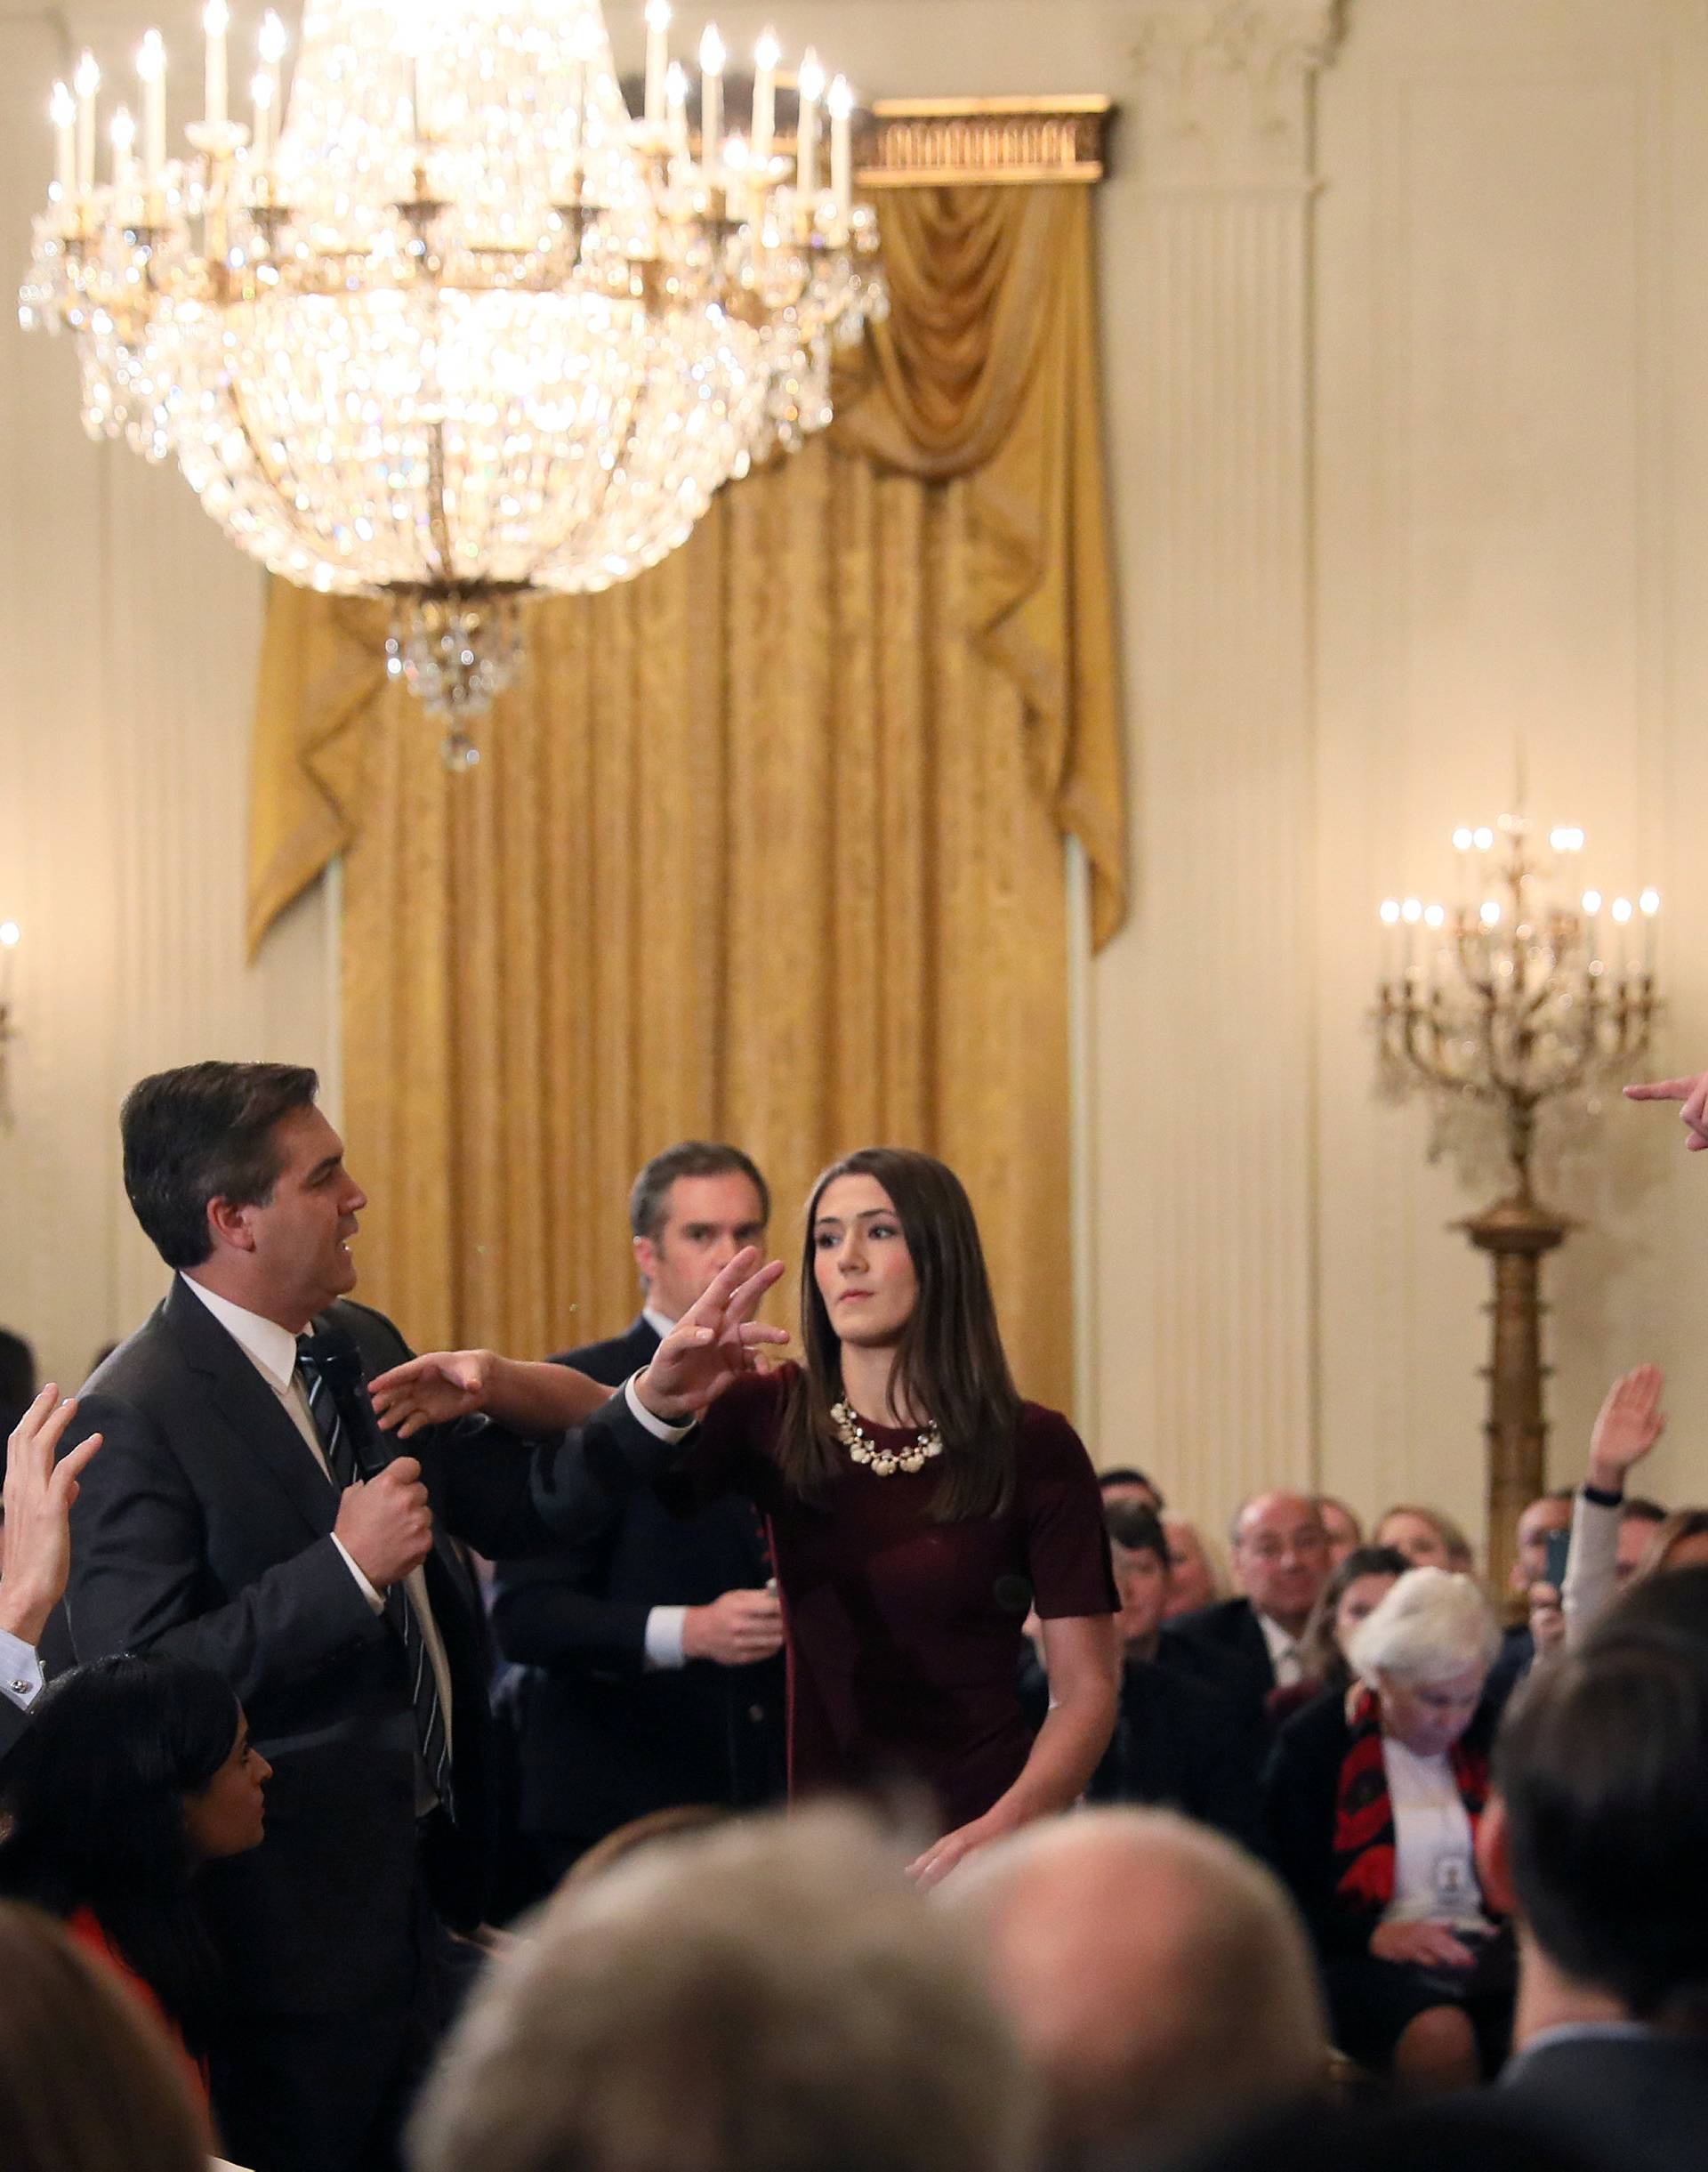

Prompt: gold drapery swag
[247,184,1124,1411]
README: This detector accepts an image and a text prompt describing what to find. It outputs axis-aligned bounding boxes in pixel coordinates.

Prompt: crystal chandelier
[20,2,884,765]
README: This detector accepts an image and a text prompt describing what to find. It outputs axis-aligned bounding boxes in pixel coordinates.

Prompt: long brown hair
[780,1148,1022,1522]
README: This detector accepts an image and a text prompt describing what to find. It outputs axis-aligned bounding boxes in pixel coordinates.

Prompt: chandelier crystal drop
[20,1,884,765]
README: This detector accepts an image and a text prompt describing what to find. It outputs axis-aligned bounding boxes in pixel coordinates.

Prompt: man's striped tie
[296,1332,454,1818]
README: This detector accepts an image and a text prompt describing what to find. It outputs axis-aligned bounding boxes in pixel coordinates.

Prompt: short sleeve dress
[673,1367,1117,1834]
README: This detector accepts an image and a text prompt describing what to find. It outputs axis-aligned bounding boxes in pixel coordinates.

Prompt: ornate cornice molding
[1130,0,1349,189]
[858,98,1114,188]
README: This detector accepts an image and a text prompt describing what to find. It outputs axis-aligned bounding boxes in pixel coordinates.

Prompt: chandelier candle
[51,84,74,202]
[752,28,778,170]
[20,0,885,767]
[797,47,824,200]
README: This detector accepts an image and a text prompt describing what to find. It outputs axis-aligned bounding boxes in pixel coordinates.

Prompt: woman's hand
[907,1805,1019,1890]
[1587,1365,1664,1493]
[1625,1070,1708,1150]
[1369,1919,1477,1969]
[636,1248,790,1422]
[369,1350,497,1436]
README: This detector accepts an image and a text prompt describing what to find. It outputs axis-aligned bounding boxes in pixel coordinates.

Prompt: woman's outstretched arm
[909,1611,1120,1889]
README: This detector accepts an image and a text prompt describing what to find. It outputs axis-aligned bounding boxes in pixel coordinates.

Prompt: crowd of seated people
[6,1061,1708,2172]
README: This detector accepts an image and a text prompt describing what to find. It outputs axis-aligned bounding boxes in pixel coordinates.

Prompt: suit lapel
[164,1279,337,1542]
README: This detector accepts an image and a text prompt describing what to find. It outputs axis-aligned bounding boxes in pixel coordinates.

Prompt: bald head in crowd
[409,1806,1035,2172]
[945,1808,1328,2167]
[1230,1491,1331,1636]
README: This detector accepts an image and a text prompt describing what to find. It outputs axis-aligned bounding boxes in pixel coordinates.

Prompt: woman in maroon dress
[375,1148,1121,1884]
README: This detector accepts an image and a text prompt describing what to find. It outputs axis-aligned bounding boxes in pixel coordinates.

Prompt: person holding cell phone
[1263,1566,1511,2095]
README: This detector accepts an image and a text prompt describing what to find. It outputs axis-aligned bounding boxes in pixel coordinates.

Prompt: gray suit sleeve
[62,1397,384,1704]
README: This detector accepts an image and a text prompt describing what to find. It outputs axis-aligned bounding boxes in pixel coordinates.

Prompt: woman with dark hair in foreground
[0,1902,210,2172]
[0,1653,270,2104]
[373,1147,1121,1885]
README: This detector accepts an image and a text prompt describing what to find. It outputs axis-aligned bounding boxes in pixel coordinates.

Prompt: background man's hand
[681,1587,785,1666]
[1588,1364,1664,1493]
[1527,1580,1566,1655]
[638,1247,790,1421]
[0,1388,102,1648]
[1625,1071,1708,1151]
[334,1457,433,1588]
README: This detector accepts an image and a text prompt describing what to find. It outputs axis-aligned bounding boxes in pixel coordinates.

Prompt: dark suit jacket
[0,1692,27,1769]
[60,1278,665,2015]
[492,1318,784,1845]
[1163,1596,1278,1742]
[1091,1652,1263,1848]
[1494,2031,1708,2172]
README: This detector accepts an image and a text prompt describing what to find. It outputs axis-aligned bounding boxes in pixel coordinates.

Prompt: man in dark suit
[59,1063,773,2172]
[0,1385,101,1765]
[1082,1503,1261,1850]
[492,1143,785,1903]
[1164,1492,1330,1740]
[1474,1568,1708,2172]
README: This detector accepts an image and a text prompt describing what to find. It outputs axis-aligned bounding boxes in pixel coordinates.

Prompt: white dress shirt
[1257,1609,1303,1688]
[0,1627,44,1713]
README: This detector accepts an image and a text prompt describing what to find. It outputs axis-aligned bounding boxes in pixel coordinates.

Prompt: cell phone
[1541,1526,1571,1592]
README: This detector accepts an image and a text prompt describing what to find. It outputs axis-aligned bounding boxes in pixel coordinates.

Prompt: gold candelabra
[1374,815,1661,1595]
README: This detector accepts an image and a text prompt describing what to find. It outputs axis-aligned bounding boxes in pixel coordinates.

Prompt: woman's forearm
[484,1356,618,1430]
[989,1682,1119,1826]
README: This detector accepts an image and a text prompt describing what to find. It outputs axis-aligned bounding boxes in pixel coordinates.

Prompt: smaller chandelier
[20,3,884,766]
[1375,813,1661,1193]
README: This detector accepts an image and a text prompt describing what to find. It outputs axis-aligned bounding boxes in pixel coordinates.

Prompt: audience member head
[1346,1568,1500,1756]
[1162,1514,1223,1619]
[1099,1465,1165,1513]
[787,1147,1021,1521]
[1229,1493,1331,1637]
[410,1805,1033,2172]
[1294,1546,1411,1696]
[627,1142,770,1325]
[120,1062,364,1329]
[1511,1490,1574,1596]
[1105,1503,1171,1657]
[1313,1496,1363,1569]
[0,1328,36,1454]
[947,1807,1327,2168]
[1483,1567,1708,2028]
[1373,1503,1474,1578]
[1635,1507,1708,1579]
[1616,1497,1667,1582]
[0,1655,270,2044]
[0,1903,210,2172]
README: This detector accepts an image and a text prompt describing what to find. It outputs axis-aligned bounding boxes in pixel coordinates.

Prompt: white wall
[3,0,1704,1547]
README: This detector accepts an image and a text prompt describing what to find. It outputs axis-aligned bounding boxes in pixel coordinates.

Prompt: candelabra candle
[827,75,852,219]
[51,82,76,201]
[698,24,724,175]
[752,28,778,170]
[138,30,166,185]
[75,52,100,198]
[645,0,671,127]
[797,47,824,198]
[204,0,229,131]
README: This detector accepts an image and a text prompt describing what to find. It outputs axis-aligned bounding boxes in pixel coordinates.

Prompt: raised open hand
[1,1387,103,1646]
[1625,1071,1708,1151]
[1588,1364,1664,1490]
[638,1247,789,1422]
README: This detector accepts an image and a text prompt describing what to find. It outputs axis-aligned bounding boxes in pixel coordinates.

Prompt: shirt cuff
[644,1605,689,1670]
[0,1627,45,1712]
[332,1534,387,1615]
[625,1371,694,1442]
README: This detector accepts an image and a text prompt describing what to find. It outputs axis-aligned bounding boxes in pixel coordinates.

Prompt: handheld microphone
[307,1325,394,1481]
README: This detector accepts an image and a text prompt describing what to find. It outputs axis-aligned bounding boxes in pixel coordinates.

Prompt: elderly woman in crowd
[1263,1567,1510,2094]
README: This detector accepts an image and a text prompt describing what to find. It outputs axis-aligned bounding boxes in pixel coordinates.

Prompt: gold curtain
[247,184,1124,1413]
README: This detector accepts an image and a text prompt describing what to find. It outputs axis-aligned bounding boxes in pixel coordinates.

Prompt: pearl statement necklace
[831,1397,945,1478]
